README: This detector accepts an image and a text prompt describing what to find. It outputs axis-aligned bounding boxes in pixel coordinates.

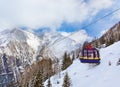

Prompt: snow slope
[45,41,120,87]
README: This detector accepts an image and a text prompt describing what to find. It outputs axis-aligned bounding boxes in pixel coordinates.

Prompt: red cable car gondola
[80,44,100,63]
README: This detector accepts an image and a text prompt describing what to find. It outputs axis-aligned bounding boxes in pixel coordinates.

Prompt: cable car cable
[47,7,120,48]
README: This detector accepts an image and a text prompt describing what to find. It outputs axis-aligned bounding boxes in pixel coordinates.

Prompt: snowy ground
[44,41,120,87]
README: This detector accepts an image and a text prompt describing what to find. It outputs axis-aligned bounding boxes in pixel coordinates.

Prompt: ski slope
[44,41,120,87]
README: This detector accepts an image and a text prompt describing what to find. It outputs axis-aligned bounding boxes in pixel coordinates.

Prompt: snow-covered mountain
[91,21,120,48]
[45,41,120,87]
[41,31,82,59]
[35,30,90,59]
[0,28,42,66]
[0,28,41,50]
[61,30,92,44]
[0,28,88,63]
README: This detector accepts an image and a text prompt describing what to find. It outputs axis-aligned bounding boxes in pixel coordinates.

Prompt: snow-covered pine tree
[66,54,73,67]
[62,52,72,70]
[62,72,71,87]
[62,52,68,70]
[47,77,52,87]
[72,53,75,61]
[53,58,61,78]
[117,58,120,66]
[34,70,44,87]
[109,61,111,66]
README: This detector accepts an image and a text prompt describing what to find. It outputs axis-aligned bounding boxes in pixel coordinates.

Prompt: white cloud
[109,0,120,22]
[0,19,15,31]
[0,0,115,31]
[88,0,114,17]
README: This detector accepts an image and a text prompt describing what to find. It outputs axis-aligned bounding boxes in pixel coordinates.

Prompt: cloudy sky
[0,0,120,37]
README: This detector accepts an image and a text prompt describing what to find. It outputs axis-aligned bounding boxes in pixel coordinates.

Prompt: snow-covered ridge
[91,21,120,48]
[0,28,89,61]
[0,28,41,51]
[45,41,120,87]
[0,28,42,65]
[37,31,87,58]
[60,30,92,44]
